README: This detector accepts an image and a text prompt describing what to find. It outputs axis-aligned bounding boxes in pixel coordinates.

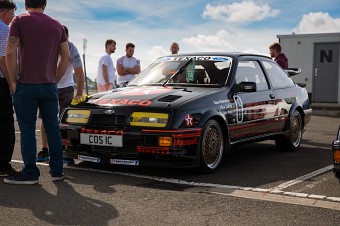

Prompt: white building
[278,32,340,103]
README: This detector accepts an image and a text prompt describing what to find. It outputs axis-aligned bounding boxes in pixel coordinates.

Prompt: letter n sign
[320,50,333,63]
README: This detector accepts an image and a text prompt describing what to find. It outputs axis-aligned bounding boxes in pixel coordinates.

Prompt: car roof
[163,52,272,60]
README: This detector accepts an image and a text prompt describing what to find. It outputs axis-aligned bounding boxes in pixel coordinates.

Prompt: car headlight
[130,112,168,127]
[65,110,90,124]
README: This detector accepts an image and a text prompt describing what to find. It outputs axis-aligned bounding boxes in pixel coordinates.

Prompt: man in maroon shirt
[5,0,70,184]
[269,42,288,69]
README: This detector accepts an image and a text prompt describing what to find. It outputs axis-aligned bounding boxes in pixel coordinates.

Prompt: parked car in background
[333,126,340,182]
[59,52,312,173]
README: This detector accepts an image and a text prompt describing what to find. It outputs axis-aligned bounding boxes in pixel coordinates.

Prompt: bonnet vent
[157,95,182,102]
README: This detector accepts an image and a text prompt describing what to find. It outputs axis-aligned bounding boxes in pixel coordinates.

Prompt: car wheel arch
[198,111,231,152]
[289,105,305,130]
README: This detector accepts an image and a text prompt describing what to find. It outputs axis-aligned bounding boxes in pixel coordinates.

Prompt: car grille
[91,114,127,126]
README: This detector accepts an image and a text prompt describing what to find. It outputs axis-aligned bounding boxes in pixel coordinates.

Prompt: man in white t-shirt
[96,39,116,92]
[116,42,140,87]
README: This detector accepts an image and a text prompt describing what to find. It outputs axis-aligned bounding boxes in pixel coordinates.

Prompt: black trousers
[0,78,15,170]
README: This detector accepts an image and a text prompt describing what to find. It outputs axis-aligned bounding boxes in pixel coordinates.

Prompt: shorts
[38,86,74,119]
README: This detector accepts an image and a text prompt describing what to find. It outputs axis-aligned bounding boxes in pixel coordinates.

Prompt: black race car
[333,126,340,182]
[60,52,312,173]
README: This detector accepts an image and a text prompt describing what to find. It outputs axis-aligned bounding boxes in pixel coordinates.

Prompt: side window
[262,61,295,89]
[235,61,269,91]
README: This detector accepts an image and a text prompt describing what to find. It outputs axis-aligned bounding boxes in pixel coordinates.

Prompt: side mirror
[284,68,301,76]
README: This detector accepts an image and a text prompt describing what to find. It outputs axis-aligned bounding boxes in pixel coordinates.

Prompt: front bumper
[60,124,202,168]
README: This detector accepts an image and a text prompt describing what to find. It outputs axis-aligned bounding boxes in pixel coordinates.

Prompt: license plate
[110,159,139,166]
[80,133,123,147]
[78,155,100,163]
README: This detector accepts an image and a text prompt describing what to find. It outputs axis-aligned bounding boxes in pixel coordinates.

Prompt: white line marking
[10,160,340,207]
[270,165,333,191]
[327,197,340,202]
[309,195,326,199]
[15,130,40,134]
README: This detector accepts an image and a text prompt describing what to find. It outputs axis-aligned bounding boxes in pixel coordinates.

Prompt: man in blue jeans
[4,0,70,185]
[36,25,84,165]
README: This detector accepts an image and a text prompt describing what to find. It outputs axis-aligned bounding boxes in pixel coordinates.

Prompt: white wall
[278,33,340,102]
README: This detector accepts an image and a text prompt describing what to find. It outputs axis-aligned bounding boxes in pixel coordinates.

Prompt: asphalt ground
[1,114,339,225]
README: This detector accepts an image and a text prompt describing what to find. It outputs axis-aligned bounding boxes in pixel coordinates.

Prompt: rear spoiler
[284,68,301,76]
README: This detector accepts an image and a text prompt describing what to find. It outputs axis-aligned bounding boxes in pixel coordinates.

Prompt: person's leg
[12,83,40,179]
[0,78,16,175]
[40,122,48,150]
[36,121,49,162]
[58,86,75,164]
[58,86,74,116]
[39,84,63,177]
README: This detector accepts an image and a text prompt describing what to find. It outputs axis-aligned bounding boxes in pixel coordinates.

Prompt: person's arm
[69,43,85,100]
[73,66,84,100]
[56,41,70,82]
[101,64,111,87]
[125,65,141,74]
[6,36,19,92]
[116,62,128,76]
[116,57,132,76]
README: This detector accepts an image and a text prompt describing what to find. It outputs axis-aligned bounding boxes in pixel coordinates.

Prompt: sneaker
[63,158,75,165]
[4,172,38,185]
[36,149,49,162]
[0,167,18,177]
[52,174,66,182]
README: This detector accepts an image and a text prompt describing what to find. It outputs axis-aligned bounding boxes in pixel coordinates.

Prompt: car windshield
[128,56,232,87]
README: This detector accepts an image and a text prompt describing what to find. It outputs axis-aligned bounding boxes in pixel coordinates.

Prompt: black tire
[275,111,303,152]
[198,120,224,173]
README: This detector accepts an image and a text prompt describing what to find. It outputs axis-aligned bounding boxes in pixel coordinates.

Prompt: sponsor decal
[155,56,231,64]
[233,95,244,123]
[81,128,124,135]
[173,138,198,146]
[184,114,194,127]
[137,146,170,155]
[110,159,139,166]
[92,98,152,106]
[213,99,230,105]
[212,57,229,61]
[121,87,172,96]
[155,57,173,63]
[78,155,100,163]
[185,61,195,81]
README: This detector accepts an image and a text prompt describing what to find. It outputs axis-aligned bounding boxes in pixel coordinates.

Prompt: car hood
[84,86,215,108]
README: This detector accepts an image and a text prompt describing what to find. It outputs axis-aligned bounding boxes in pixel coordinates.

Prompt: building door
[313,43,339,103]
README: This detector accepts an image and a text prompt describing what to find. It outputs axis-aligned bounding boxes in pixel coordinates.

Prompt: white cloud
[294,12,340,33]
[181,30,236,52]
[146,46,168,62]
[202,1,280,23]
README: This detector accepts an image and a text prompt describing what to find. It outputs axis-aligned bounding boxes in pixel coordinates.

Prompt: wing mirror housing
[233,82,257,93]
[229,82,256,99]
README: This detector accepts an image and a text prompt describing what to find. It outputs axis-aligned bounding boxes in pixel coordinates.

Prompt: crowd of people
[0,0,288,185]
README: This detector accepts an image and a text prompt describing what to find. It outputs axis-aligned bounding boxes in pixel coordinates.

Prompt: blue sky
[13,0,340,80]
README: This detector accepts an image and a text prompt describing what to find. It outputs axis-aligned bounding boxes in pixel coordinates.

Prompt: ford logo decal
[105,110,115,114]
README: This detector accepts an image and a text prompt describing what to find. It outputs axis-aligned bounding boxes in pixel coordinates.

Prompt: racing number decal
[233,95,243,123]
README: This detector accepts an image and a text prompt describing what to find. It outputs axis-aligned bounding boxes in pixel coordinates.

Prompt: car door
[261,60,297,132]
[229,59,281,142]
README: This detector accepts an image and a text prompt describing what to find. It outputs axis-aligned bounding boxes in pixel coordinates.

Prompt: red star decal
[184,114,194,127]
